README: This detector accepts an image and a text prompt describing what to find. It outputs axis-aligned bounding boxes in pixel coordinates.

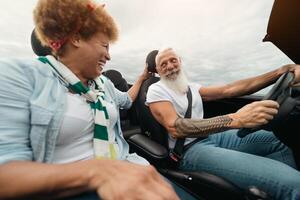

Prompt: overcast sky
[0,0,292,86]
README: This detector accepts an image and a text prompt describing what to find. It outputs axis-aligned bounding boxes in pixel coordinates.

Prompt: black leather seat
[102,69,129,92]
[102,69,129,120]
[127,76,271,200]
[102,69,140,138]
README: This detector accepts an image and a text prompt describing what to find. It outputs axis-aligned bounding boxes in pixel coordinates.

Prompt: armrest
[127,135,270,200]
[127,134,168,160]
[160,169,270,200]
[160,169,242,198]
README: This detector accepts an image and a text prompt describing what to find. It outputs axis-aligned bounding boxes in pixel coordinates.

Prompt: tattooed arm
[174,115,233,138]
[149,100,279,138]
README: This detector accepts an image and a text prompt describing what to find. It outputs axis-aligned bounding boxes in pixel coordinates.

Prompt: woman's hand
[86,159,179,200]
[0,159,179,200]
[128,64,153,101]
[139,63,153,82]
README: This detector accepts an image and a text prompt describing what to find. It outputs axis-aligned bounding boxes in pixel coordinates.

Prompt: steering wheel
[237,71,295,138]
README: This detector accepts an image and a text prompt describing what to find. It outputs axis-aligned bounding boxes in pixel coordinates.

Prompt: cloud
[0,0,292,85]
[102,0,292,84]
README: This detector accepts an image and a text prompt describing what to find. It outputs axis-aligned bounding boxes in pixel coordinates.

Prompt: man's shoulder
[189,82,202,90]
[148,80,165,91]
[146,80,173,103]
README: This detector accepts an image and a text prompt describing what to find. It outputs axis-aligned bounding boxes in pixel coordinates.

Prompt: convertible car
[30,0,299,199]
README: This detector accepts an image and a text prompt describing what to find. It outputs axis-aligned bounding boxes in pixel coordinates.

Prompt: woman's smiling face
[76,32,111,80]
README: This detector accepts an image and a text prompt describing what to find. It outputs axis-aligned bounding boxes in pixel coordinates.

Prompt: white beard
[161,70,189,94]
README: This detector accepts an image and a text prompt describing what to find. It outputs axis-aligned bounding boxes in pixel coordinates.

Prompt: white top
[146,81,204,149]
[52,92,118,163]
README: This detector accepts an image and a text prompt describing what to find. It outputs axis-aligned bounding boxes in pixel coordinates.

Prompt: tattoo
[174,115,233,138]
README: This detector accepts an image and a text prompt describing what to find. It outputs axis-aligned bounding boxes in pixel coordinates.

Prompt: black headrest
[146,50,158,73]
[31,29,52,56]
[103,69,129,92]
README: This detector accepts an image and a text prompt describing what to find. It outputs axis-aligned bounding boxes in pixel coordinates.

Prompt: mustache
[165,69,180,78]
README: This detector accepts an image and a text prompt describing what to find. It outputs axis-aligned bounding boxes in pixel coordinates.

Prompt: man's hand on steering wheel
[237,68,297,137]
[290,65,300,87]
[280,64,300,86]
[229,100,279,129]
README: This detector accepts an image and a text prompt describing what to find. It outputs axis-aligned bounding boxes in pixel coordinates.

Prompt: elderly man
[146,47,300,200]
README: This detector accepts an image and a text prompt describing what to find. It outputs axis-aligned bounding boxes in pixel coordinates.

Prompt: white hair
[155,47,180,66]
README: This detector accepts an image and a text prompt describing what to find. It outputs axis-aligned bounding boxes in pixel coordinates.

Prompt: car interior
[125,0,300,199]
[30,0,300,199]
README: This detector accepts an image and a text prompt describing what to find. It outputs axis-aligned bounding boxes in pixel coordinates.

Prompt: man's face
[156,49,181,80]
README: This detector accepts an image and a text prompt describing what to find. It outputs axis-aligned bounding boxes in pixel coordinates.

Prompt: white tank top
[52,92,118,163]
[147,82,204,149]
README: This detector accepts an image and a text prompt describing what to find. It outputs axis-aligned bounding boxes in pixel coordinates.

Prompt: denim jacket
[0,58,135,164]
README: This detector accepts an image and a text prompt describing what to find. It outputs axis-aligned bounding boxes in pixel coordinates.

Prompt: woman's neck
[58,56,89,86]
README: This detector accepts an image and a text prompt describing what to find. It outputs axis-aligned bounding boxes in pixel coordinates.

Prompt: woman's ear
[69,34,82,48]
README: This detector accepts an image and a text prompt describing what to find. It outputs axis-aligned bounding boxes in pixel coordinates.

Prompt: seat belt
[169,86,192,162]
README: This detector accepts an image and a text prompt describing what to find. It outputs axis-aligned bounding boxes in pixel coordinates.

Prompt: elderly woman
[0,0,196,199]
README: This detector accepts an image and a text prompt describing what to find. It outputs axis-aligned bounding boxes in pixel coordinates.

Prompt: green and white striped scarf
[38,56,116,159]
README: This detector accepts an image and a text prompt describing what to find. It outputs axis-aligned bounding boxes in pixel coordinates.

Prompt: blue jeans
[180,130,300,200]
